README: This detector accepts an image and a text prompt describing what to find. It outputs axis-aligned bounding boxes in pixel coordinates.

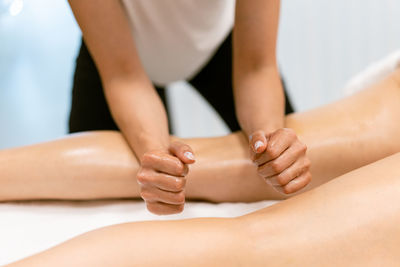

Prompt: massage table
[1,50,399,265]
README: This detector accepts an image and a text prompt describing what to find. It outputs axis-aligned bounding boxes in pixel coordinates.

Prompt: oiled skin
[1,69,400,203]
[6,69,400,266]
[7,153,400,267]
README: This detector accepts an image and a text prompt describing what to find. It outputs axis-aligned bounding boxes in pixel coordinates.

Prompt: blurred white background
[0,0,400,149]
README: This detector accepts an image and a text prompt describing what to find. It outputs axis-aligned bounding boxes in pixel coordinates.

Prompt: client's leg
[287,67,400,188]
[7,153,400,266]
[244,152,400,266]
[1,69,400,202]
[192,67,400,201]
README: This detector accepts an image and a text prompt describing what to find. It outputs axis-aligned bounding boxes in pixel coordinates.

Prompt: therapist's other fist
[137,141,195,215]
[249,128,311,194]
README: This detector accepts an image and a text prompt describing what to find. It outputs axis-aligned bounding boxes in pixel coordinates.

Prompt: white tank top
[120,0,235,86]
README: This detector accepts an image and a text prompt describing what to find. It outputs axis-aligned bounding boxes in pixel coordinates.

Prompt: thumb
[249,130,267,154]
[169,141,196,164]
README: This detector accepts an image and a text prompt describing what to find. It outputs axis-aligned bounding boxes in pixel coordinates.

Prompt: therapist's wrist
[261,123,284,135]
[138,143,170,163]
[244,120,284,138]
[124,132,170,162]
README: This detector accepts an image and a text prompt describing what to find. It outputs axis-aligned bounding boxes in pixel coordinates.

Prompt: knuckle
[299,165,308,175]
[141,152,153,164]
[305,172,312,183]
[267,148,279,159]
[176,204,184,213]
[271,161,283,173]
[140,190,154,201]
[276,173,288,186]
[141,152,162,167]
[174,192,185,204]
[298,159,311,173]
[299,142,307,153]
[283,186,293,194]
[173,179,186,191]
[304,159,311,169]
[283,127,293,133]
[276,128,285,134]
[273,185,286,195]
[146,203,161,215]
[136,171,148,184]
[288,128,296,137]
[283,128,295,137]
[174,162,185,176]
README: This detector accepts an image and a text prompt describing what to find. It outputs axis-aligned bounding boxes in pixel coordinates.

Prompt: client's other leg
[187,67,400,200]
[7,154,400,266]
[245,152,400,266]
[1,69,400,202]
[0,132,140,201]
[286,67,400,188]
[0,130,283,201]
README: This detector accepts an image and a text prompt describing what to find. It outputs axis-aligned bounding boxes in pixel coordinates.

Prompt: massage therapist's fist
[137,141,195,215]
[249,128,311,194]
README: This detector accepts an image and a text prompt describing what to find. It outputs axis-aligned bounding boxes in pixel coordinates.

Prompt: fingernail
[254,141,264,151]
[184,151,195,160]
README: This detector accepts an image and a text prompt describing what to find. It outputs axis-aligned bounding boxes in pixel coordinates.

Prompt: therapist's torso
[121,0,235,86]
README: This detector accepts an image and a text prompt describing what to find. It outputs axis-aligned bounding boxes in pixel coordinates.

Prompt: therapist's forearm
[104,77,170,160]
[234,66,285,136]
[68,0,170,160]
[233,0,284,136]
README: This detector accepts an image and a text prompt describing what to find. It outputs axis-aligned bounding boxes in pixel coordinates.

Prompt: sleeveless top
[120,0,235,86]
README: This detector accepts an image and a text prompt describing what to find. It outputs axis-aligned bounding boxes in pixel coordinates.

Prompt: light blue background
[0,0,400,149]
[0,0,80,148]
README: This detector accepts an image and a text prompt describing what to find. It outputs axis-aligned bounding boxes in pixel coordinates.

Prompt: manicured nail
[184,151,195,160]
[254,141,264,151]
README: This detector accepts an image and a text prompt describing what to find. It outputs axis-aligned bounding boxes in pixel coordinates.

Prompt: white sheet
[1,49,399,265]
[0,200,277,265]
[343,50,400,94]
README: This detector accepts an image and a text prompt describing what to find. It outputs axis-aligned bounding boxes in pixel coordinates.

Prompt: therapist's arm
[68,1,195,214]
[234,0,311,193]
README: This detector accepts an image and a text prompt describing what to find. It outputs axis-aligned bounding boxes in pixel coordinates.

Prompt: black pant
[69,34,294,134]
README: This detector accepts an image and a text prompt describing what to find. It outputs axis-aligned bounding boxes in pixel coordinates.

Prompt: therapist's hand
[249,128,311,194]
[136,141,195,215]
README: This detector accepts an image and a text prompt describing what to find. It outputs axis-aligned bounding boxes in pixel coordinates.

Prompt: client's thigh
[7,154,400,267]
[286,67,400,188]
[245,152,400,266]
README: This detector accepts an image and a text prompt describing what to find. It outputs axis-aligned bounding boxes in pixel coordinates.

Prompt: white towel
[2,50,400,265]
[0,200,277,265]
[344,50,400,95]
